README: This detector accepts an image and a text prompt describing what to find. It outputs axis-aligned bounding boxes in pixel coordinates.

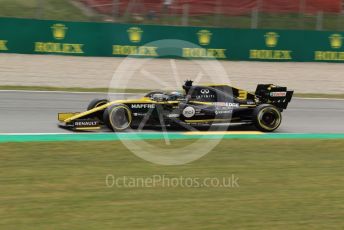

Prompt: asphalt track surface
[0,90,343,134]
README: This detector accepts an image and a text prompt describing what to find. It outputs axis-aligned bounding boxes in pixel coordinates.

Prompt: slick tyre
[87,98,109,110]
[103,104,132,132]
[87,98,109,120]
[253,104,282,132]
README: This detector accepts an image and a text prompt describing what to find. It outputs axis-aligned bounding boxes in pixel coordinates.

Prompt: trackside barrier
[1,17,344,62]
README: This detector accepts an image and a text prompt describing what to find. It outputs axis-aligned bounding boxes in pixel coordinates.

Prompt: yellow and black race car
[58,80,293,132]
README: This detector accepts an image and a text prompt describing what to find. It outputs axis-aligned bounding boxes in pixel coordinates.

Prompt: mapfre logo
[131,104,155,109]
[127,27,143,43]
[51,24,68,40]
[197,30,212,46]
[265,32,279,48]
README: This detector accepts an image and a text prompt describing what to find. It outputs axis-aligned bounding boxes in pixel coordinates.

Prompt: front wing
[58,112,101,131]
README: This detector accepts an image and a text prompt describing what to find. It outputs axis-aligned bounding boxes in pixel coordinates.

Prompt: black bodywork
[58,80,293,131]
[130,81,293,128]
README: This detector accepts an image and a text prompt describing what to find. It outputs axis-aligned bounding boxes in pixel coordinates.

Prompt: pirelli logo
[270,92,287,97]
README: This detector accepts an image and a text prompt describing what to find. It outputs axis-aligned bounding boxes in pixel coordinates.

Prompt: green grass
[0,140,344,229]
[1,85,344,99]
[0,0,97,21]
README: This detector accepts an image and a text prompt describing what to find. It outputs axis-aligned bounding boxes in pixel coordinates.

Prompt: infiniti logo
[201,89,210,94]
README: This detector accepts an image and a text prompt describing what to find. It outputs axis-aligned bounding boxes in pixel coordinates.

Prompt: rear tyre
[253,105,282,132]
[103,104,132,132]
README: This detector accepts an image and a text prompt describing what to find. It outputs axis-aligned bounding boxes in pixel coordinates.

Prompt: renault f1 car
[58,80,293,132]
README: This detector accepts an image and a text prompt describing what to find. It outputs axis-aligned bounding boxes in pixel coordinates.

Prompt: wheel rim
[109,106,131,130]
[258,108,281,130]
[94,101,106,108]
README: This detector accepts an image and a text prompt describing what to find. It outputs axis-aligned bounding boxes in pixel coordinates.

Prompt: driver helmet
[169,91,183,100]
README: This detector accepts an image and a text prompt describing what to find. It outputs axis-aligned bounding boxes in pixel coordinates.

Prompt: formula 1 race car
[58,80,293,132]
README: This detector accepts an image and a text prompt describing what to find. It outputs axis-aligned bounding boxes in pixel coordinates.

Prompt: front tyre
[253,105,282,132]
[87,98,109,120]
[87,98,109,110]
[103,104,132,132]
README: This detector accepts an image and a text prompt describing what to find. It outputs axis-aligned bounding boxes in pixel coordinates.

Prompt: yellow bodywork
[58,85,258,127]
[58,112,80,122]
[59,97,178,123]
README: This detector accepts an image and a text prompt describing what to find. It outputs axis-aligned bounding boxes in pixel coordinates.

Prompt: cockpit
[145,91,185,102]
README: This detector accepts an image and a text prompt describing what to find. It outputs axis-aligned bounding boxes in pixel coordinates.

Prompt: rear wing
[255,84,293,110]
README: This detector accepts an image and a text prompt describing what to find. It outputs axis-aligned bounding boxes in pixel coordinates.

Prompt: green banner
[0,17,344,62]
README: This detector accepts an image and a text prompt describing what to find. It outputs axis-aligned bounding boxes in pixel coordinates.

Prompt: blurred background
[1,0,344,31]
[0,3,343,229]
